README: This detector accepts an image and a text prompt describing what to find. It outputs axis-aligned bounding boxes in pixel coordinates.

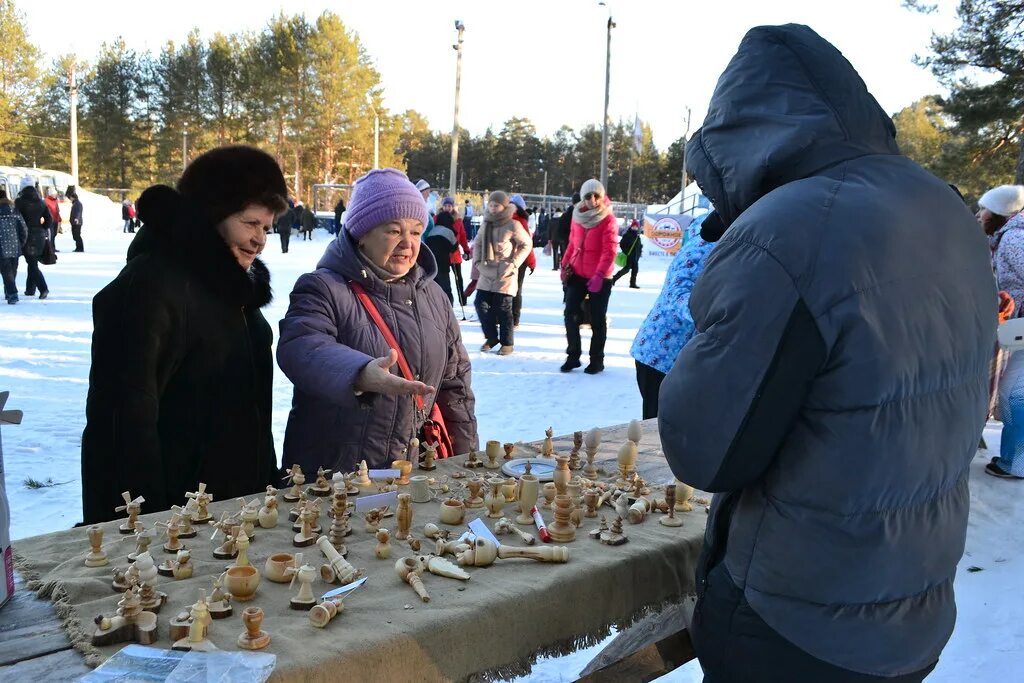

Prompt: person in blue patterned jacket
[629,212,716,419]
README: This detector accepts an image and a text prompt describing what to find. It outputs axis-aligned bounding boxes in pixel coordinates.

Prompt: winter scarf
[480,204,516,262]
[573,198,612,229]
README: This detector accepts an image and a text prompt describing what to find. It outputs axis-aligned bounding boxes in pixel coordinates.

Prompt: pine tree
[0,0,41,164]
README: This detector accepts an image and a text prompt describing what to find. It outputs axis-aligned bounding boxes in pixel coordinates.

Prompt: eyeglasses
[584,192,602,200]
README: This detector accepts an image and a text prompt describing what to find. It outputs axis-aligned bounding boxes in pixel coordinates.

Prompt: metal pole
[600,15,614,187]
[679,107,691,213]
[626,150,634,204]
[543,170,548,204]
[449,22,465,199]
[182,123,188,172]
[69,63,79,183]
[374,112,380,169]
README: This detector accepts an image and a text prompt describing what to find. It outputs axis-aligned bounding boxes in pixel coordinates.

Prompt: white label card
[321,576,368,600]
[354,490,399,513]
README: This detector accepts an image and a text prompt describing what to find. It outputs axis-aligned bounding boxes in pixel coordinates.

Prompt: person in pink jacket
[559,178,619,374]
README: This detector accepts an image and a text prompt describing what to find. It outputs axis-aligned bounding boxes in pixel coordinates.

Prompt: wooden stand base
[238,629,271,650]
[91,611,158,647]
[289,598,316,610]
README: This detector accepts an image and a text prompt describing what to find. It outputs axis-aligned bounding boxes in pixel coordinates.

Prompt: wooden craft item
[111,566,130,592]
[408,555,463,582]
[583,427,601,479]
[291,497,323,533]
[674,478,694,512]
[158,549,193,578]
[548,495,576,543]
[185,482,214,523]
[308,467,334,497]
[628,497,651,525]
[598,485,618,510]
[542,482,557,510]
[613,491,631,521]
[395,557,430,602]
[660,485,684,527]
[264,553,296,583]
[133,552,168,613]
[375,528,392,559]
[395,493,413,540]
[207,574,234,618]
[583,490,600,518]
[465,478,485,508]
[172,590,217,652]
[516,474,540,525]
[553,456,571,496]
[223,564,260,602]
[501,477,517,503]
[237,606,271,650]
[600,516,628,545]
[169,503,198,539]
[438,499,465,525]
[407,537,421,552]
[617,440,639,485]
[503,442,515,461]
[542,427,554,457]
[494,517,536,545]
[391,460,413,486]
[232,529,252,568]
[484,440,502,469]
[237,498,259,540]
[284,553,318,610]
[364,506,388,533]
[485,477,505,518]
[423,523,448,540]
[498,543,569,563]
[169,609,191,642]
[309,595,346,628]
[258,493,279,529]
[590,515,609,539]
[210,513,241,560]
[317,536,361,585]
[293,499,321,547]
[354,460,373,488]
[288,490,307,523]
[85,525,108,567]
[464,448,483,468]
[126,523,153,563]
[115,491,145,535]
[627,419,642,444]
[419,441,436,471]
[158,514,185,554]
[91,587,158,646]
[568,449,581,472]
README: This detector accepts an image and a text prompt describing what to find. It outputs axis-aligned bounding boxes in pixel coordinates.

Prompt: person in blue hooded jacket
[659,24,997,682]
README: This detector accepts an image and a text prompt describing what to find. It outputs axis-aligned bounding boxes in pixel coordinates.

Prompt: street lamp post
[449,21,465,199]
[599,6,615,187]
[182,122,189,172]
[679,106,691,213]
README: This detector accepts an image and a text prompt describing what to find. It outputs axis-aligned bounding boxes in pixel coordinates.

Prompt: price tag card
[468,517,501,547]
[321,576,368,600]
[367,469,400,479]
[354,490,398,513]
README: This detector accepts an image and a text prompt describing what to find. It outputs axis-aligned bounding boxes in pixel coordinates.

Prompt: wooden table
[1,420,705,681]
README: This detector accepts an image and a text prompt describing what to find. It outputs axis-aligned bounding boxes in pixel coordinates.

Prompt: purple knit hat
[345,169,429,240]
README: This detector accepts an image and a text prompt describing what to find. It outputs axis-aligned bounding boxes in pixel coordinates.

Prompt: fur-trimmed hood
[129,184,272,308]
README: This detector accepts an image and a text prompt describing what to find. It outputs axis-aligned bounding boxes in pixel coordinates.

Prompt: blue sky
[26,0,960,149]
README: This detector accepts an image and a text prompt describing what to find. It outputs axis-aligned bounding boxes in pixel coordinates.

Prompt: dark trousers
[301,230,312,240]
[71,226,83,251]
[1,257,18,300]
[24,255,47,295]
[279,229,290,253]
[613,257,639,286]
[635,360,666,419]
[552,242,564,270]
[452,263,467,307]
[475,290,514,346]
[512,266,527,326]
[50,224,59,248]
[564,274,611,363]
[693,563,937,683]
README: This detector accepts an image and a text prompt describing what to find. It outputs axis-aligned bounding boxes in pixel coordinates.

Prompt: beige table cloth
[13,420,705,682]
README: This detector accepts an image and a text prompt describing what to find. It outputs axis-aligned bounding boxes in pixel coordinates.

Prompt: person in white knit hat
[981,184,1024,479]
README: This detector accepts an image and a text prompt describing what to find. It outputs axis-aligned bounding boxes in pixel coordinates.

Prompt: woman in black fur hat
[80,145,288,524]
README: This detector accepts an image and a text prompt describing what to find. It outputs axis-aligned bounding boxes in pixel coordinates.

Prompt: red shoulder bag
[348,281,455,458]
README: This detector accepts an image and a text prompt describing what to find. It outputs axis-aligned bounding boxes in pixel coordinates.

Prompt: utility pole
[182,122,189,172]
[599,13,615,187]
[68,63,79,183]
[449,21,465,199]
[679,106,691,213]
[373,111,380,169]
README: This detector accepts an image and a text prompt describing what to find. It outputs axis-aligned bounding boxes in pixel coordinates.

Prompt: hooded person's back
[659,24,997,677]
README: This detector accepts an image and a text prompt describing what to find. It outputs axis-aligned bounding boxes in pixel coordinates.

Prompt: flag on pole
[633,115,643,154]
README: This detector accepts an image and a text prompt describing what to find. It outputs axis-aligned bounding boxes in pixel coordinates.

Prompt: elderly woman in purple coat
[277,169,478,473]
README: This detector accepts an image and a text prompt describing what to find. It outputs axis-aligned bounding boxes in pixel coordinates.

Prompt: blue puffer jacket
[659,24,998,676]
[631,230,714,374]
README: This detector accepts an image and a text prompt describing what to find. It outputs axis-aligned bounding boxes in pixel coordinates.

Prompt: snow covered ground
[0,202,1019,681]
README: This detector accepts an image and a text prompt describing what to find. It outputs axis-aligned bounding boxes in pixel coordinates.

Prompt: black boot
[584,361,604,374]
[560,358,581,373]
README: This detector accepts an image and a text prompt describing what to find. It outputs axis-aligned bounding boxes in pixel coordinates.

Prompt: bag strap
[348,280,424,412]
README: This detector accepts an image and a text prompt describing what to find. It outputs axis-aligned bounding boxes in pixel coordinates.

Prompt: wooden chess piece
[465,448,482,468]
[285,553,318,610]
[584,427,601,479]
[548,495,577,543]
[600,516,628,545]
[115,491,145,535]
[85,525,108,567]
[484,440,502,469]
[375,528,392,559]
[660,485,684,527]
[185,482,214,523]
[172,590,217,652]
[309,466,333,497]
[494,517,536,545]
[232,529,252,568]
[395,556,430,602]
[568,448,581,472]
[237,606,270,650]
[317,536,361,585]
[419,441,437,471]
[309,595,346,628]
[395,493,413,540]
[282,464,306,502]
[616,440,638,486]
[354,460,372,488]
[327,488,352,554]
[542,427,555,457]
[553,456,571,496]
[91,586,158,646]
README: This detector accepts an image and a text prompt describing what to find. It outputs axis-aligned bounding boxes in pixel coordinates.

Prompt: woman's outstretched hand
[355,349,435,396]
